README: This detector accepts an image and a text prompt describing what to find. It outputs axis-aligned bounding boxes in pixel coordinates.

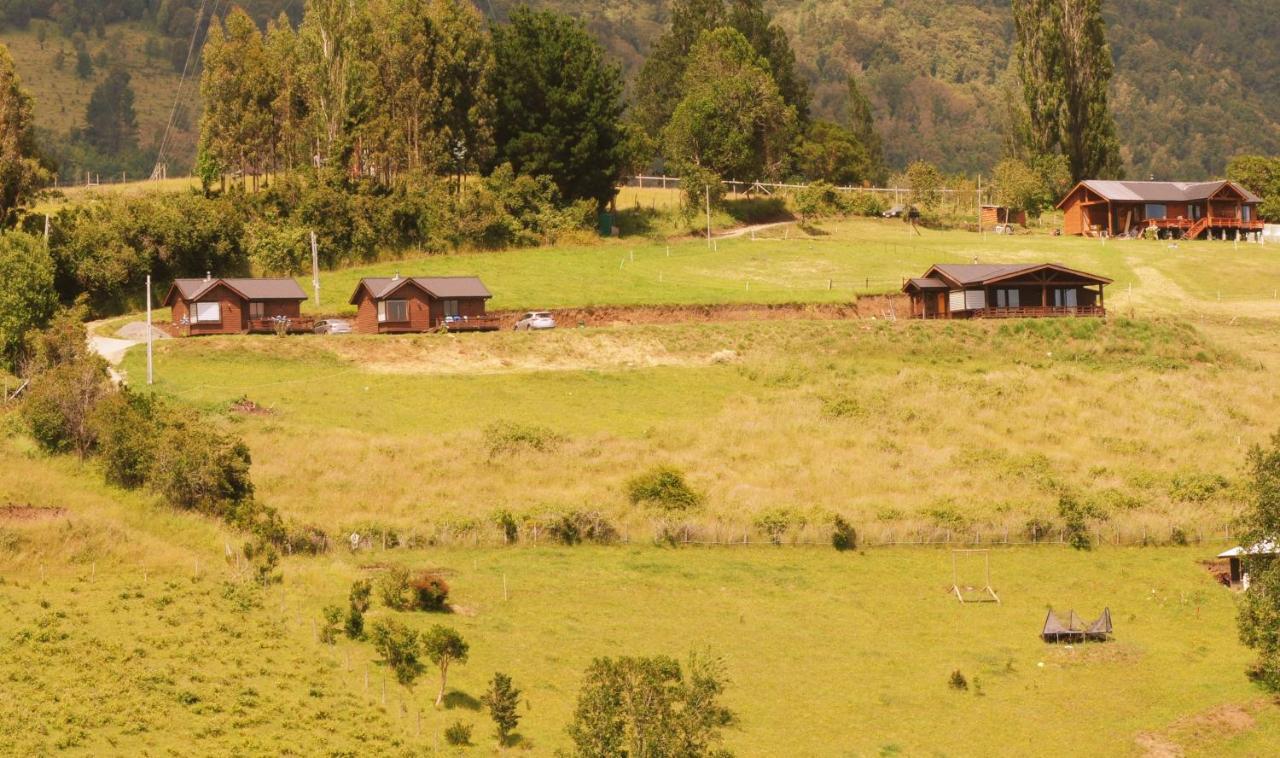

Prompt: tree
[0,232,56,369]
[197,8,274,189]
[793,120,870,185]
[906,160,943,212]
[346,579,371,638]
[370,618,423,685]
[83,67,138,154]
[428,0,496,184]
[845,75,885,184]
[19,305,110,459]
[566,652,733,757]
[663,27,797,183]
[1237,431,1280,689]
[1227,155,1280,222]
[421,624,468,708]
[75,47,93,79]
[725,0,808,125]
[490,8,627,209]
[0,43,52,225]
[480,672,522,746]
[1012,0,1122,182]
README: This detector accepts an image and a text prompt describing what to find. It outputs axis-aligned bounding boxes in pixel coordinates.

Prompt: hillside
[4,0,1279,179]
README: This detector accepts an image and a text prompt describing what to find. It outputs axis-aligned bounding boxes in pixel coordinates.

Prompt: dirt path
[86,324,140,385]
[715,220,792,239]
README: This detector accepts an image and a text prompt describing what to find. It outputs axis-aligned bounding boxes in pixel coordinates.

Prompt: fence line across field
[621,174,985,200]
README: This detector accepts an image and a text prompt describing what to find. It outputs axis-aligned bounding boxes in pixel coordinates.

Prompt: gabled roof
[163,277,307,306]
[1057,179,1261,207]
[348,276,492,304]
[921,263,1112,288]
[904,277,949,292]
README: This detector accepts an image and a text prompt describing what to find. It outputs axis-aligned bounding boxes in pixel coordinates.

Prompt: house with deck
[902,263,1110,319]
[1057,180,1262,239]
[164,276,310,335]
[349,275,498,333]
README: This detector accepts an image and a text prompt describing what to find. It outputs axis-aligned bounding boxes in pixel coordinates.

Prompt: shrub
[754,508,804,545]
[540,509,617,545]
[0,232,57,370]
[483,421,563,459]
[948,669,968,691]
[89,388,163,488]
[1169,471,1230,503]
[626,466,702,511]
[149,417,254,516]
[377,565,413,610]
[830,515,857,551]
[443,721,472,746]
[422,624,469,707]
[1023,518,1055,542]
[1057,493,1094,550]
[492,509,519,543]
[369,618,422,685]
[345,580,371,639]
[319,605,342,644]
[793,181,848,222]
[845,191,887,216]
[410,571,450,612]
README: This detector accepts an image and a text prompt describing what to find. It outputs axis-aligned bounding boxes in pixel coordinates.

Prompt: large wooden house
[349,275,497,333]
[902,263,1110,319]
[163,276,310,336]
[1057,180,1262,239]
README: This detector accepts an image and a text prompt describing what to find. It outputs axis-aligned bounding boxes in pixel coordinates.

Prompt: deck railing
[439,316,501,332]
[971,305,1105,319]
[247,317,315,334]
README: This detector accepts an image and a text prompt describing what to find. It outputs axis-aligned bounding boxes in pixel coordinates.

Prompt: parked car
[313,319,352,335]
[514,311,556,330]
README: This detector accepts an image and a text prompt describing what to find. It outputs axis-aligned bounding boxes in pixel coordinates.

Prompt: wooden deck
[441,316,501,332]
[247,318,315,334]
[1147,216,1264,239]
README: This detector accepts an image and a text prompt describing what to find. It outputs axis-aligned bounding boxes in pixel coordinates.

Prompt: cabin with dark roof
[902,263,1111,320]
[1057,180,1262,239]
[163,276,310,336]
[349,275,497,333]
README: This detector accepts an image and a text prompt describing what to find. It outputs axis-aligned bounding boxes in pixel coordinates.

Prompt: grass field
[12,210,1280,754]
[2,442,1277,755]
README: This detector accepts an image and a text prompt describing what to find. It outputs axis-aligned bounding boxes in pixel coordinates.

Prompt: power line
[152,0,222,179]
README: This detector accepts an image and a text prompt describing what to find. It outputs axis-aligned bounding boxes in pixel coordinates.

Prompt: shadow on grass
[725,196,793,224]
[443,690,481,711]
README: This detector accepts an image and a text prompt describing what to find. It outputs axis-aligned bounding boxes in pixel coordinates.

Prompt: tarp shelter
[1041,608,1113,643]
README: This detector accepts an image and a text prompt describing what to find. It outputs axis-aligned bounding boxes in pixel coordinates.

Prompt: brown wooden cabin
[1057,180,1262,239]
[163,276,310,336]
[981,205,1026,227]
[349,275,497,334]
[903,263,1111,319]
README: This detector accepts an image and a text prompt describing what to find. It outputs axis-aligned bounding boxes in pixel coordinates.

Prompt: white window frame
[193,301,221,323]
[249,301,265,320]
[379,300,408,322]
[995,289,1020,308]
[1144,203,1167,220]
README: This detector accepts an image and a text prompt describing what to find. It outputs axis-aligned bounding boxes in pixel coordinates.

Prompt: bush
[845,191,887,217]
[483,421,563,459]
[346,580,371,639]
[754,508,804,545]
[830,514,857,551]
[410,571,450,612]
[0,232,57,370]
[21,358,109,457]
[443,721,472,746]
[320,605,342,644]
[793,181,848,222]
[377,564,413,610]
[948,669,968,691]
[626,466,702,511]
[92,389,165,488]
[1169,471,1230,503]
[481,672,522,746]
[369,618,422,685]
[540,509,617,545]
[1057,493,1094,550]
[492,509,519,543]
[149,417,255,516]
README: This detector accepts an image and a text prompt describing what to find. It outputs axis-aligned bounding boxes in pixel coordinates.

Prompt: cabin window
[442,299,459,318]
[192,301,220,323]
[1243,206,1252,221]
[249,302,264,320]
[1190,204,1202,220]
[378,300,409,322]
[995,289,1020,308]
[1144,203,1166,220]
[963,290,986,311]
[1053,289,1079,308]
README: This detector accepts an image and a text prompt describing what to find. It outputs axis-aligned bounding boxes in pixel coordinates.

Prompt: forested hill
[3,0,1278,179]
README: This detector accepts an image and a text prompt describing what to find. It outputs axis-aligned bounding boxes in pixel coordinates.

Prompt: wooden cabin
[981,205,1026,228]
[349,275,497,334]
[163,276,310,336]
[1057,180,1262,239]
[902,263,1110,319]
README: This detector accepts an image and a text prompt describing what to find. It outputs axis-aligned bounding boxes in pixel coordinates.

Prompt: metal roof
[1074,180,1261,204]
[905,277,948,290]
[923,263,1112,287]
[350,276,492,304]
[166,277,307,304]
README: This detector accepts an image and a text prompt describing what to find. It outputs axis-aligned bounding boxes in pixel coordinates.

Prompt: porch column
[1106,201,1113,236]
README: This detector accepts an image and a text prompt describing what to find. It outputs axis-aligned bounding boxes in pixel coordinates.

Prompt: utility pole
[43,214,50,243]
[146,274,154,385]
[976,174,982,235]
[705,185,712,248]
[310,231,320,307]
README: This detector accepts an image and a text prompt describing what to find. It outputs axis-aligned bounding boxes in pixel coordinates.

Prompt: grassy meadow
[9,206,1280,754]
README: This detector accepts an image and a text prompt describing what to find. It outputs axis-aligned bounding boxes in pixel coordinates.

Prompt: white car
[514,311,556,330]
[313,319,353,335]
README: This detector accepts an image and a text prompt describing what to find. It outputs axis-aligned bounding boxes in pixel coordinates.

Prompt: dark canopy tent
[1041,607,1112,643]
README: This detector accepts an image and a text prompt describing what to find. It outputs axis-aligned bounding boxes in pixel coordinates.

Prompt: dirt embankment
[490,296,910,329]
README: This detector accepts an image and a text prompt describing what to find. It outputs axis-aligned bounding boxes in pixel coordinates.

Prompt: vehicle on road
[514,311,556,330]
[313,319,353,335]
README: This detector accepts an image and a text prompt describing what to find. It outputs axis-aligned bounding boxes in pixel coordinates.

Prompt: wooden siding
[353,285,492,334]
[179,283,245,335]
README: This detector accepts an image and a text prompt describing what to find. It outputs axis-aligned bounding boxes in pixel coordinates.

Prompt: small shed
[1217,541,1278,589]
[349,275,497,334]
[163,276,310,336]
[981,205,1026,228]
[1041,607,1113,643]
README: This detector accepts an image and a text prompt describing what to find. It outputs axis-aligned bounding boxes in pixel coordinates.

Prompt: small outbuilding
[1216,541,1278,590]
[164,276,310,336]
[349,275,497,334]
[902,263,1111,319]
[980,205,1027,228]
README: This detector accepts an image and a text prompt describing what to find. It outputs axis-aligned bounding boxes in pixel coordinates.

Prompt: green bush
[830,514,857,551]
[1057,493,1095,550]
[346,580,371,639]
[369,618,422,685]
[625,466,702,511]
[149,417,254,516]
[1169,471,1230,503]
[793,181,849,222]
[492,509,519,543]
[91,388,165,488]
[320,605,342,644]
[377,564,414,610]
[410,571,450,612]
[0,232,57,370]
[483,421,563,459]
[754,507,805,545]
[948,669,968,691]
[540,510,617,545]
[443,721,472,746]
